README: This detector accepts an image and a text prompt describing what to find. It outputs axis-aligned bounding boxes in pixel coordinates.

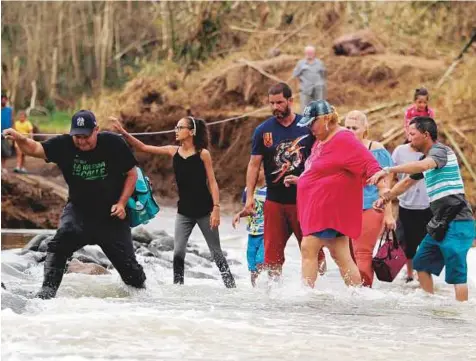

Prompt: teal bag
[127,167,160,227]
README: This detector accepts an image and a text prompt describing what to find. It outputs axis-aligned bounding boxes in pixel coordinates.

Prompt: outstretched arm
[3,129,46,159]
[368,158,437,185]
[110,117,176,156]
[374,176,419,209]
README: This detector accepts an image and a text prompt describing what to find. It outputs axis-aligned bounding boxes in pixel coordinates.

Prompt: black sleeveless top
[173,149,214,218]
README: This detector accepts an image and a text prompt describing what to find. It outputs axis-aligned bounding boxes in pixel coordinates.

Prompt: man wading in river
[243,83,326,282]
[3,110,146,299]
[369,117,475,302]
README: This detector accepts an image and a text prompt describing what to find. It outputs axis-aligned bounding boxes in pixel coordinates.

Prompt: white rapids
[2,207,476,361]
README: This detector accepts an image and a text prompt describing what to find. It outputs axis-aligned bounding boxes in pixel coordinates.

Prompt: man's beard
[273,105,291,119]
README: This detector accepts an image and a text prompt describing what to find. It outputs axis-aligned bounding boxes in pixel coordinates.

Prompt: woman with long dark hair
[112,116,236,288]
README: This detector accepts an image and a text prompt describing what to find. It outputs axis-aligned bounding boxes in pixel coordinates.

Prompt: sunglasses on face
[175,126,191,131]
[345,126,359,131]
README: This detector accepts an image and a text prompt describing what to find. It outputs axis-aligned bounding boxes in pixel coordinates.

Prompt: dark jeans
[38,202,146,298]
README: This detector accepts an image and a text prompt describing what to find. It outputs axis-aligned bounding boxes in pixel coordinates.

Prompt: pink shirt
[404,104,435,137]
[297,130,381,239]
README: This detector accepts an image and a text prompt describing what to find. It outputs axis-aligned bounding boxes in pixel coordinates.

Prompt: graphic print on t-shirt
[271,134,309,183]
[72,158,108,181]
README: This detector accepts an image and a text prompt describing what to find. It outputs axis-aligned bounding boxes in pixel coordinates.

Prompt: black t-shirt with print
[42,132,137,219]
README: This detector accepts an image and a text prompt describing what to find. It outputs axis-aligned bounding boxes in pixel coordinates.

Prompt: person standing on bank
[112,116,236,288]
[292,46,327,113]
[3,110,147,299]
[1,93,13,172]
[243,82,326,282]
[369,117,475,302]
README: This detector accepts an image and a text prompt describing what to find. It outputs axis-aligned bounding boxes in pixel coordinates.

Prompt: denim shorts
[413,220,475,284]
[312,229,345,239]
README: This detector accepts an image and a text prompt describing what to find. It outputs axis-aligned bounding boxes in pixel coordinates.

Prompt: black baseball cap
[297,100,334,127]
[70,110,98,136]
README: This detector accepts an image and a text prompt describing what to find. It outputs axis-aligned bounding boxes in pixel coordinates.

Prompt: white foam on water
[2,209,476,361]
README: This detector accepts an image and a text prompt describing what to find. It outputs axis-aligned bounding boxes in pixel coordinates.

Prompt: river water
[2,207,476,361]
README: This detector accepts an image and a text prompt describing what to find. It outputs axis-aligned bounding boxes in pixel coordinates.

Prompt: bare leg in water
[418,271,468,302]
[301,235,361,288]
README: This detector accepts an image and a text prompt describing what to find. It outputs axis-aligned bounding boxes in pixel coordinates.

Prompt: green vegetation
[28,111,71,134]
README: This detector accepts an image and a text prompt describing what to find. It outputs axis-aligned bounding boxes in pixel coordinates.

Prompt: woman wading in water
[112,116,236,288]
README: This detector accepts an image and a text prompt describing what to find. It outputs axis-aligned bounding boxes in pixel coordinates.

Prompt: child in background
[233,166,267,287]
[13,111,33,173]
[403,88,435,142]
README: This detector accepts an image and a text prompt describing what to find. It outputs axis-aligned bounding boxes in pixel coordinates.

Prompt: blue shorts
[413,220,475,284]
[312,229,344,239]
[247,234,264,272]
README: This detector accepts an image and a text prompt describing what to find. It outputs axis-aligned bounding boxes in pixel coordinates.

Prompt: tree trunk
[57,6,64,67]
[10,57,20,107]
[99,1,111,90]
[50,47,58,99]
[69,4,80,85]
[160,1,170,51]
[30,80,37,111]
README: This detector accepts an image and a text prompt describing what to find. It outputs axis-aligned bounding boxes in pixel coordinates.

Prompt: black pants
[396,206,433,259]
[39,202,146,298]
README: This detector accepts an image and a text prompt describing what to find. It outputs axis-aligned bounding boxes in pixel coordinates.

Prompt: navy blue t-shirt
[251,114,314,204]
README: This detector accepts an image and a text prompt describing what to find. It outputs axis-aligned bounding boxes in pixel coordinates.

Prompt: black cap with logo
[70,110,98,136]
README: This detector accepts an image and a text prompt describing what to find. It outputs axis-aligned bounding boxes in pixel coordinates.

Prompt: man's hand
[111,203,127,219]
[367,169,387,186]
[210,207,220,229]
[284,175,298,187]
[109,117,126,135]
[3,128,25,142]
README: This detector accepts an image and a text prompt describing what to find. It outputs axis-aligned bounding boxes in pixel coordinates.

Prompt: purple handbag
[372,230,407,282]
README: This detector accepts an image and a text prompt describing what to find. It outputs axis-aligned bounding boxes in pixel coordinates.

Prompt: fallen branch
[448,124,472,145]
[338,101,405,123]
[368,107,406,126]
[435,30,476,89]
[382,125,399,139]
[381,128,405,146]
[238,58,286,83]
[229,25,312,37]
[271,20,312,51]
[112,36,161,62]
[441,127,476,184]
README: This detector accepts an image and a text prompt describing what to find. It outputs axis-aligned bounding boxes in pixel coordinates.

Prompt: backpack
[127,167,160,227]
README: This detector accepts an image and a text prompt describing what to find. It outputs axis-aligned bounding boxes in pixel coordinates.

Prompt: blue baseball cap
[70,110,98,136]
[297,100,334,127]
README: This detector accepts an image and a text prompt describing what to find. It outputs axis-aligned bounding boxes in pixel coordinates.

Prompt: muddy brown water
[1,233,31,250]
